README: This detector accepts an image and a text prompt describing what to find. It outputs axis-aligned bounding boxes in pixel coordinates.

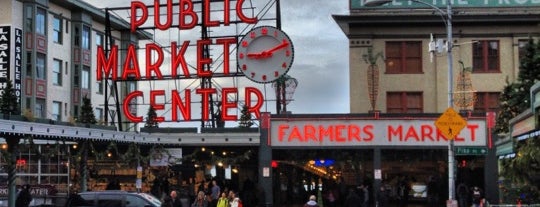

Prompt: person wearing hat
[304,195,319,207]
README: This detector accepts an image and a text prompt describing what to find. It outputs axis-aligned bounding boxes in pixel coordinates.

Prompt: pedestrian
[230,191,243,207]
[210,180,220,207]
[170,190,182,207]
[360,184,369,207]
[471,186,483,207]
[304,195,319,207]
[427,176,439,207]
[192,191,208,207]
[457,182,469,207]
[15,184,32,207]
[343,188,362,207]
[217,192,229,207]
[162,195,173,207]
[397,177,410,207]
[376,186,389,207]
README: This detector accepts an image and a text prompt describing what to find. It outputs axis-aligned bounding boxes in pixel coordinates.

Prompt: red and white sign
[270,119,486,147]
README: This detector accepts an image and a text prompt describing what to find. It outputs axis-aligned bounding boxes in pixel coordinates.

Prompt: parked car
[65,190,161,207]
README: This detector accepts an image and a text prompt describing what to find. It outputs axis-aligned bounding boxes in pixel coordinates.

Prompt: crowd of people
[153,177,258,207]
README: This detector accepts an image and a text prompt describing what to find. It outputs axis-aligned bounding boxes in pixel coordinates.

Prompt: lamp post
[364,0,456,203]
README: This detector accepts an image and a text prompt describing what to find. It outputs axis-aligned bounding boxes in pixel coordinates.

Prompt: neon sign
[97,0,262,123]
[271,119,487,147]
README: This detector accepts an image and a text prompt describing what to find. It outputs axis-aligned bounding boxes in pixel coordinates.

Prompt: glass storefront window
[0,141,70,193]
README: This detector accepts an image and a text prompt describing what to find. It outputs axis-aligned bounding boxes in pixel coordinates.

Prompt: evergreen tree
[78,95,96,124]
[494,79,521,135]
[0,80,20,115]
[498,38,540,199]
[238,105,253,128]
[144,105,159,128]
[496,38,540,134]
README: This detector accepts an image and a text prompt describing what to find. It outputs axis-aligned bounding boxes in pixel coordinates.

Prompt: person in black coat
[343,188,362,207]
[16,184,32,207]
[376,186,389,207]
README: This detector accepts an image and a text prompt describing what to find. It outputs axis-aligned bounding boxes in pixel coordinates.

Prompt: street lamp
[364,0,456,203]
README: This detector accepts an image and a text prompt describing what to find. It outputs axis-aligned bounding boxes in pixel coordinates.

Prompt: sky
[83,0,350,127]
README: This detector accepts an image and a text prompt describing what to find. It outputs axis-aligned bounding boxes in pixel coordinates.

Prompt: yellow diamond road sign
[435,107,467,140]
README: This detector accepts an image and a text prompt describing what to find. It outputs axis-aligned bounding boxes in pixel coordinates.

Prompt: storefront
[259,112,491,206]
[0,140,73,206]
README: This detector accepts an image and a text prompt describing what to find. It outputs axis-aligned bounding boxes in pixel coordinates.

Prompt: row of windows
[50,100,105,122]
[382,40,532,113]
[384,40,531,74]
[386,92,500,113]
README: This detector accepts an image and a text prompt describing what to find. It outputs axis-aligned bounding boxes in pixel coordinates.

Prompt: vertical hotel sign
[0,25,22,107]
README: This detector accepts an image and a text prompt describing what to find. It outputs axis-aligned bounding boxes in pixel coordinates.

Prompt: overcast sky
[83,0,350,127]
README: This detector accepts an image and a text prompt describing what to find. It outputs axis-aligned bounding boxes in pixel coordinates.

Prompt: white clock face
[237,26,294,83]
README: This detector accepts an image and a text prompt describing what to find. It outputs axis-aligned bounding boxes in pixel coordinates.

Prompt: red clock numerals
[262,75,267,81]
[250,31,257,39]
[274,71,279,77]
[239,53,244,59]
[262,27,268,35]
[286,50,291,57]
[282,62,287,68]
[242,64,247,70]
[242,40,249,47]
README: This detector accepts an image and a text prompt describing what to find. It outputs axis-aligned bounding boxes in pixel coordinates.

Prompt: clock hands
[247,40,289,59]
[262,41,289,55]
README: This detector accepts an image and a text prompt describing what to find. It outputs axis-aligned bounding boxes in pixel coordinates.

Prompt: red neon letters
[130,0,258,32]
[122,88,263,123]
[276,123,481,144]
[100,0,261,124]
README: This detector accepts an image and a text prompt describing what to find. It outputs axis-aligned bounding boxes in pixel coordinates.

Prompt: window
[74,27,80,47]
[82,25,90,50]
[385,41,422,73]
[35,98,45,118]
[126,194,153,207]
[95,108,103,123]
[128,82,137,93]
[472,40,499,72]
[96,33,104,47]
[35,7,46,35]
[26,52,32,77]
[52,101,62,121]
[387,92,423,113]
[25,5,33,32]
[96,194,122,207]
[36,53,46,79]
[474,92,500,113]
[73,106,79,119]
[53,59,62,85]
[74,65,79,87]
[96,80,104,94]
[52,16,62,43]
[82,66,90,89]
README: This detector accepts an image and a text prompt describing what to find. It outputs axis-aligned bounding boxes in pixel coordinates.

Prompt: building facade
[0,0,149,131]
[332,0,540,204]
[0,0,149,205]
[334,1,540,114]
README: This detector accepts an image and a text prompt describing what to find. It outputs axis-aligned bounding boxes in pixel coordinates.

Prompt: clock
[237,26,294,83]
